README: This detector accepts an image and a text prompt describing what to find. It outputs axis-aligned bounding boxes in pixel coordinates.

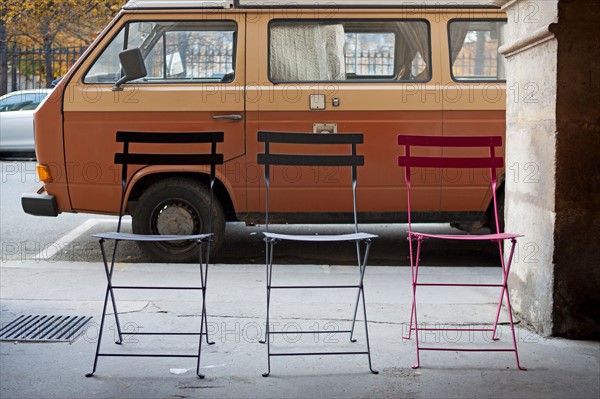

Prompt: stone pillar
[498,0,600,338]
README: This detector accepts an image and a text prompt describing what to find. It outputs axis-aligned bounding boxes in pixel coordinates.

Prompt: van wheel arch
[130,176,227,263]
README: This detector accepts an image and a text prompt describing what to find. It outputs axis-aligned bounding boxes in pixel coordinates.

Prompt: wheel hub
[156,202,197,236]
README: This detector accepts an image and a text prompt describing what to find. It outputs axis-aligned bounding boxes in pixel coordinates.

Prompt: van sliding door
[246,11,443,224]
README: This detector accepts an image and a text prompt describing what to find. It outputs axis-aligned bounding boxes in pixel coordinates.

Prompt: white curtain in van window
[396,22,431,80]
[270,23,346,81]
[448,22,471,67]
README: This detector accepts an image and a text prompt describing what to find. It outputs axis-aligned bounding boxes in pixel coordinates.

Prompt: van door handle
[212,114,243,121]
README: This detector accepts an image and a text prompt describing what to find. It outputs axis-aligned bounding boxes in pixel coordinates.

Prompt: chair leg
[402,236,423,369]
[199,241,215,346]
[355,243,379,375]
[196,296,207,378]
[85,284,112,377]
[261,239,275,377]
[86,239,122,377]
[100,239,123,344]
[196,241,208,379]
[404,236,422,341]
[350,239,372,342]
[410,294,421,369]
[260,239,276,342]
[498,239,527,370]
[491,239,509,341]
[346,239,378,374]
[410,238,423,369]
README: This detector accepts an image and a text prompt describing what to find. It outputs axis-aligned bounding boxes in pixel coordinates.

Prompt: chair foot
[197,373,205,379]
[402,334,412,340]
[518,365,527,371]
[262,372,270,377]
[259,339,266,344]
[370,368,379,375]
[411,364,420,369]
[350,338,357,343]
[207,340,215,345]
[85,372,95,378]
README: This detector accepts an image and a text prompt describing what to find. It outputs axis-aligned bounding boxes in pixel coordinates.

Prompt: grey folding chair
[257,131,378,377]
[86,131,224,378]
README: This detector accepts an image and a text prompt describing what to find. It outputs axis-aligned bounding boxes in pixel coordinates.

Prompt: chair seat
[409,231,523,241]
[263,232,377,242]
[93,232,213,242]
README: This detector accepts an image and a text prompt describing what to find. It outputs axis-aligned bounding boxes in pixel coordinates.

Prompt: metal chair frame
[86,131,224,378]
[257,131,378,377]
[397,134,526,370]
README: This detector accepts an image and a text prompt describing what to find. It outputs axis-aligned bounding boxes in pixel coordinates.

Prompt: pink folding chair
[397,135,526,370]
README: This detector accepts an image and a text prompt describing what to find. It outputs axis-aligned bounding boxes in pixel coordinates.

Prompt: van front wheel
[132,177,225,263]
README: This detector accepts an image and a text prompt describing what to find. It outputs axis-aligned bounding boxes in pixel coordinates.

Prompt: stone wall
[499,0,600,338]
[551,0,600,338]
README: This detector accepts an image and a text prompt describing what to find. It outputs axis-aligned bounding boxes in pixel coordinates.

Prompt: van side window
[449,20,507,82]
[84,21,236,84]
[269,20,430,82]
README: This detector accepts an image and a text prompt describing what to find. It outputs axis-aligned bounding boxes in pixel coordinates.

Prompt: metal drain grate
[0,315,92,342]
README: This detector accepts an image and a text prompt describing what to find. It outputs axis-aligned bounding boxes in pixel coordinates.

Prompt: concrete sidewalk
[1,260,598,399]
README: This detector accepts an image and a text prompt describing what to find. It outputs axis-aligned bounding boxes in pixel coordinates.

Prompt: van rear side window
[84,21,237,84]
[269,20,430,82]
[449,20,507,82]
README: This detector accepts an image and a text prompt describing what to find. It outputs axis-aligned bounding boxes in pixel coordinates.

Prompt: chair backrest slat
[258,154,364,167]
[258,131,363,145]
[397,156,503,169]
[115,153,224,166]
[117,131,224,144]
[397,135,501,148]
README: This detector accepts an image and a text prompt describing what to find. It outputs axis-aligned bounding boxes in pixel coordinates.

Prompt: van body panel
[25,3,509,260]
[440,109,506,212]
[245,110,444,215]
[32,85,72,212]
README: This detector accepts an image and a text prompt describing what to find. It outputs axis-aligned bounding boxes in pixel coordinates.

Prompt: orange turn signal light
[36,164,53,183]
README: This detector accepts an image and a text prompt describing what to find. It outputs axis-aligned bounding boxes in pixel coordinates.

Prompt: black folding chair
[86,131,224,378]
[257,131,378,377]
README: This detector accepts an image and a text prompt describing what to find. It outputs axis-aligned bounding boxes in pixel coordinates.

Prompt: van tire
[132,177,225,263]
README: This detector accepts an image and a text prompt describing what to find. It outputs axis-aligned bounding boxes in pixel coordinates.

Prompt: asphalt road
[1,160,499,266]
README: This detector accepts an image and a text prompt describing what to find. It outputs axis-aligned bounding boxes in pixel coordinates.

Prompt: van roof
[123,1,234,10]
[123,0,500,10]
[238,0,500,7]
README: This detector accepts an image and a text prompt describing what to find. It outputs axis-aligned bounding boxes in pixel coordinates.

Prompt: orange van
[23,0,508,262]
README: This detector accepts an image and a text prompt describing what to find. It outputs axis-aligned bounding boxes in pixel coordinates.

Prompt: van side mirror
[113,48,147,91]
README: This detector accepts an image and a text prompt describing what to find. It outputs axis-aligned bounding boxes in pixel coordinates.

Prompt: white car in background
[0,89,53,154]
